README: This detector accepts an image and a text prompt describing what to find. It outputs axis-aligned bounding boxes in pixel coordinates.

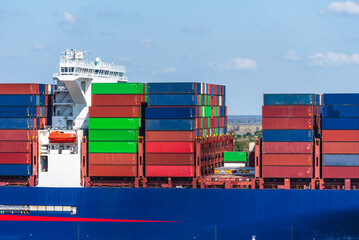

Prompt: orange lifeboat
[48,131,77,143]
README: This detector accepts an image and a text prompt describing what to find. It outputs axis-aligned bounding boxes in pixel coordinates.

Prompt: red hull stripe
[0,215,178,223]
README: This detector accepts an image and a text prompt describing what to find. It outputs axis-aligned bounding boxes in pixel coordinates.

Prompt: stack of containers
[0,84,51,177]
[261,94,319,178]
[88,83,147,177]
[145,82,227,177]
[322,94,359,178]
[223,152,247,168]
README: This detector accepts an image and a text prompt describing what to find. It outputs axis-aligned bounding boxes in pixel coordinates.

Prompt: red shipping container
[262,154,312,166]
[146,165,194,177]
[146,131,195,142]
[89,153,137,165]
[89,165,137,177]
[0,141,31,152]
[322,166,359,178]
[262,166,312,178]
[89,106,141,118]
[322,142,359,154]
[262,142,313,154]
[0,84,39,95]
[145,153,194,165]
[262,106,315,118]
[262,118,314,130]
[0,153,31,164]
[145,142,194,153]
[0,130,36,141]
[92,95,146,106]
[322,130,359,142]
[45,96,49,107]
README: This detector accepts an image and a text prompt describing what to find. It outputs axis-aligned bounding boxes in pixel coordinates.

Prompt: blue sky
[1,0,359,114]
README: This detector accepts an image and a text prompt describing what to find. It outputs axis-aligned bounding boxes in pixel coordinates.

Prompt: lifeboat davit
[48,131,77,143]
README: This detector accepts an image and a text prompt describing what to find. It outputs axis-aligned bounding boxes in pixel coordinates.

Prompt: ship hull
[0,187,358,239]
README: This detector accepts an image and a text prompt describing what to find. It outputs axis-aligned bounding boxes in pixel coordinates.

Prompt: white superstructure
[52,49,127,130]
[38,50,127,187]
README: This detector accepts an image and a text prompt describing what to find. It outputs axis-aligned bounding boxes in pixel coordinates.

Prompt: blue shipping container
[148,83,201,94]
[323,106,359,118]
[322,118,359,130]
[145,107,196,119]
[262,130,314,142]
[39,84,46,95]
[0,118,35,129]
[146,119,195,131]
[148,95,198,106]
[0,95,38,106]
[323,94,359,106]
[0,164,31,176]
[323,154,359,166]
[0,107,37,118]
[263,94,319,106]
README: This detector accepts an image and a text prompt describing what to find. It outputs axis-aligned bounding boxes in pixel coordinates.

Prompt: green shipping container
[201,118,203,129]
[89,130,139,142]
[92,83,145,94]
[89,142,138,153]
[208,118,210,128]
[89,118,140,130]
[204,107,211,117]
[224,152,247,162]
[215,128,219,136]
[214,107,219,117]
[199,95,202,106]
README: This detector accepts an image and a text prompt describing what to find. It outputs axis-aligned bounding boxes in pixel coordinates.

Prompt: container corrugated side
[145,131,196,142]
[148,82,200,94]
[0,141,32,152]
[263,94,318,106]
[322,166,359,178]
[262,118,314,130]
[262,106,315,118]
[145,119,195,131]
[0,95,39,106]
[89,118,140,130]
[0,153,31,164]
[89,106,141,118]
[145,165,194,177]
[89,130,138,142]
[0,130,37,141]
[322,130,359,142]
[223,152,247,162]
[323,106,359,118]
[0,107,37,118]
[322,142,359,154]
[88,153,137,165]
[0,84,40,95]
[148,95,198,106]
[262,154,312,166]
[262,130,314,142]
[89,165,137,177]
[323,93,359,105]
[262,142,313,154]
[91,95,147,106]
[145,153,194,165]
[145,107,196,119]
[145,142,195,153]
[262,166,312,178]
[322,118,359,130]
[323,154,359,166]
[88,142,138,153]
[92,83,145,94]
[0,164,31,176]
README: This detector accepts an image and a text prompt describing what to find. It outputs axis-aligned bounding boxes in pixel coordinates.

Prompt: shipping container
[323,106,359,118]
[262,166,312,178]
[92,83,146,95]
[262,118,314,130]
[0,153,31,164]
[145,131,195,142]
[0,95,39,106]
[262,142,313,154]
[89,118,140,130]
[322,118,359,130]
[263,94,319,106]
[145,142,194,153]
[262,130,314,142]
[89,130,138,142]
[148,95,198,106]
[323,93,359,106]
[145,107,196,119]
[322,166,359,178]
[223,152,247,162]
[145,165,194,177]
[145,153,194,165]
[0,84,40,95]
[323,154,359,166]
[0,106,37,118]
[89,106,141,118]
[148,82,200,94]
[262,154,313,166]
[88,165,137,177]
[0,164,31,176]
[91,95,147,106]
[0,141,32,152]
[145,119,195,131]
[88,153,137,165]
[322,142,359,154]
[0,130,37,141]
[322,130,359,142]
[262,106,315,118]
[88,142,138,153]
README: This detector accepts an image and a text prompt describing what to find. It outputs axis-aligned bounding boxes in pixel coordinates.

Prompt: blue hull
[0,187,359,239]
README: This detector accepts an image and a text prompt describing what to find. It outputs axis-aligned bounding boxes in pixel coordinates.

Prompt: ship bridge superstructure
[52,49,127,130]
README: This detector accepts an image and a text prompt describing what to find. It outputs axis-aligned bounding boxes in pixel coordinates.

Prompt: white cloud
[160,67,178,74]
[62,11,75,24]
[183,25,207,33]
[282,50,301,61]
[209,57,257,71]
[322,1,359,15]
[309,52,359,66]
[32,44,44,51]
[137,38,156,48]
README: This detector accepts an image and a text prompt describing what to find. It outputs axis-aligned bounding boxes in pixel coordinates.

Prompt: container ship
[0,49,359,239]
